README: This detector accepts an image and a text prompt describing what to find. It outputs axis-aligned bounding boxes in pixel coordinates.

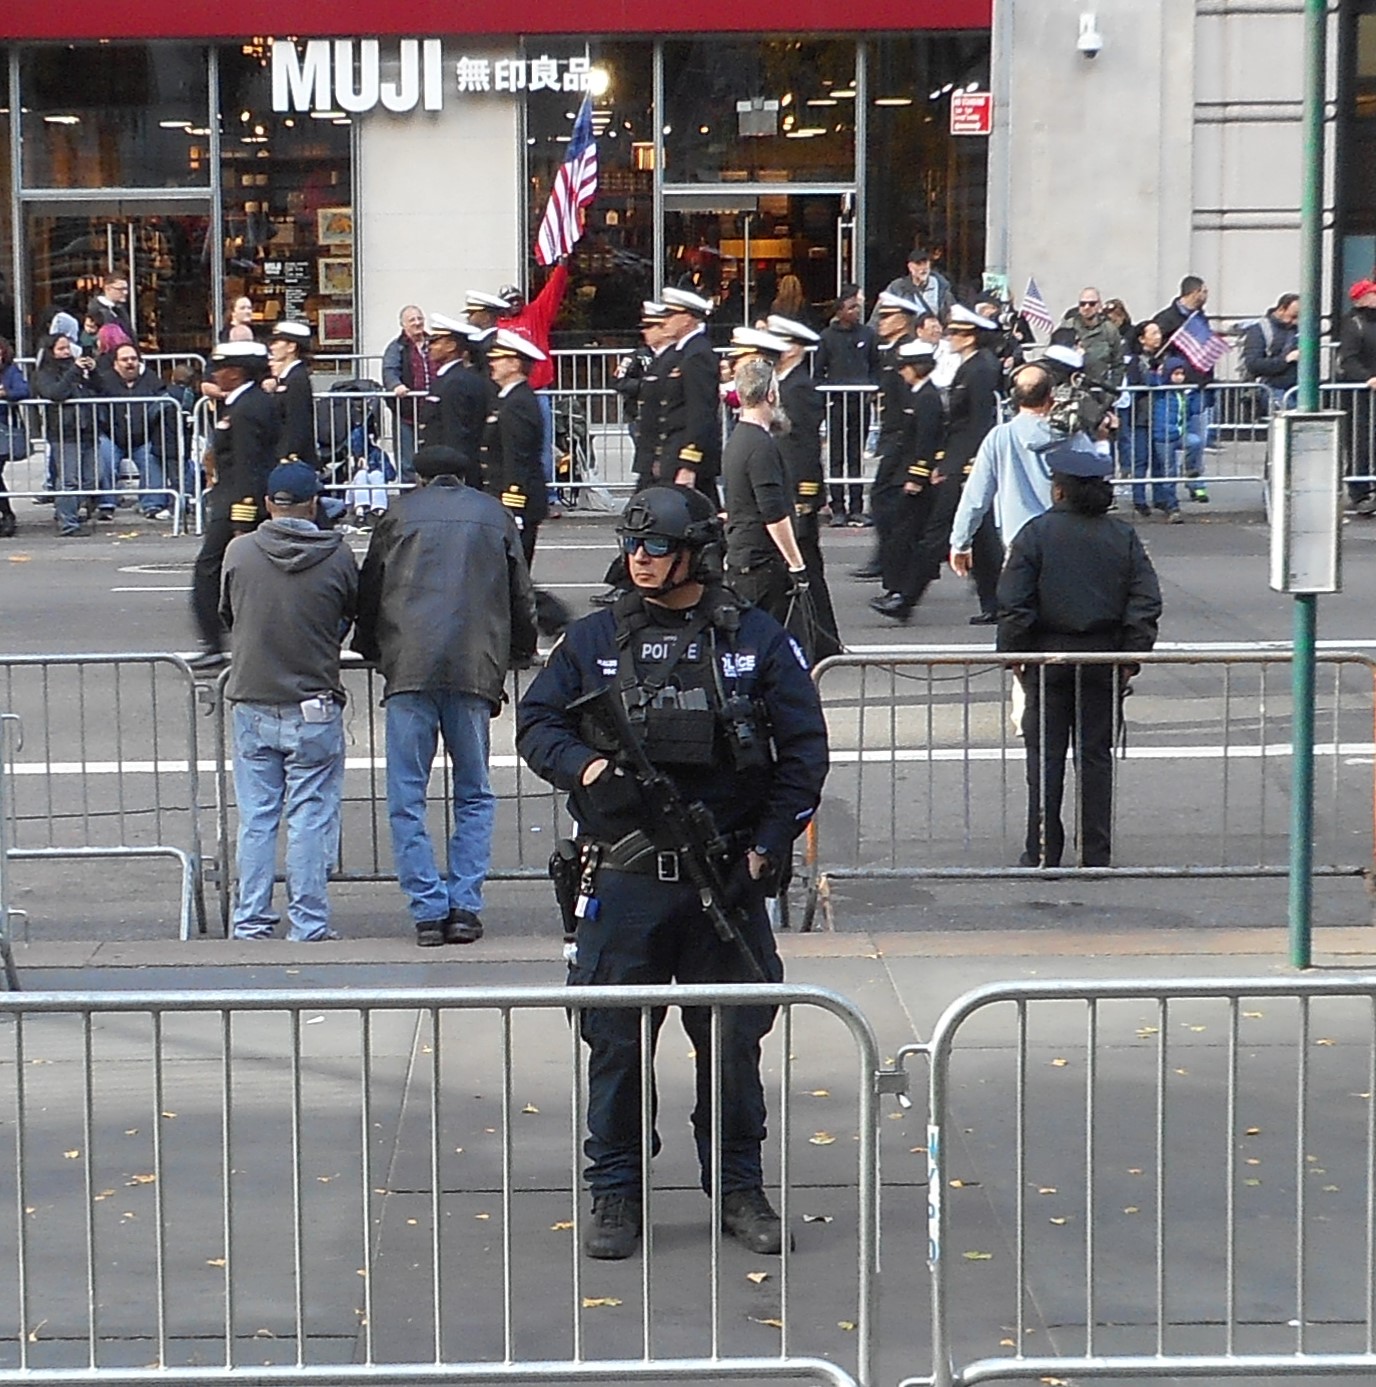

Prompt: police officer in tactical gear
[516,485,829,1263]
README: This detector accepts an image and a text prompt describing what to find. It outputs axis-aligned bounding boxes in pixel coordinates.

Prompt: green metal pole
[1290,0,1327,969]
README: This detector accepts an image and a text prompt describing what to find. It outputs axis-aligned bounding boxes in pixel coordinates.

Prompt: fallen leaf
[1316,1038,1336,1047]
[474,1213,490,1221]
[802,1214,832,1224]
[1246,1158,1260,1166]
[837,1320,856,1331]
[748,1316,784,1329]
[161,1112,177,1120]
[1049,1217,1067,1226]
[1041,1378,1070,1386]
[810,1089,830,1098]
[1123,1206,1139,1215]
[1050,1058,1068,1068]
[316,1176,333,1184]
[7,554,32,563]
[1245,1127,1260,1136]
[809,1132,836,1146]
[93,1190,115,1202]
[949,1179,981,1189]
[1135,1027,1159,1038]
[285,969,299,976]
[1174,1068,1189,1076]
[1323,1185,1340,1192]
[963,1251,993,1261]
[746,1271,770,1284]
[1244,1178,1261,1187]
[1186,1025,1206,1033]
[206,1258,226,1268]
[550,1221,573,1231]
[1127,1168,1143,1176]
[1000,1338,1015,1347]
[253,1329,276,1339]
[26,1320,46,1343]
[407,1219,418,1226]
[582,1297,622,1309]
[1038,1187,1057,1195]
[1243,1011,1264,1019]
[63,1150,80,1160]
[356,1269,368,1278]
[522,1104,539,1115]
[127,1174,156,1185]
[910,1146,927,1154]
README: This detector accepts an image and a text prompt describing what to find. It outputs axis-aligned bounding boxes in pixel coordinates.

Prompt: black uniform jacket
[481,379,548,525]
[274,362,318,466]
[515,594,828,861]
[632,347,678,480]
[653,330,722,483]
[943,347,1002,477]
[420,360,489,464]
[1338,308,1376,384]
[209,382,280,523]
[775,364,826,510]
[996,504,1162,654]
[352,476,538,708]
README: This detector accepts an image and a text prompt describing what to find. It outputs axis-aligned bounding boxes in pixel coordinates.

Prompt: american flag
[1168,311,1230,374]
[1018,277,1055,337]
[535,95,598,267]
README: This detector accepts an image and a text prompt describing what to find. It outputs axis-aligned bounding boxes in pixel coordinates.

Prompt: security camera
[1077,12,1104,58]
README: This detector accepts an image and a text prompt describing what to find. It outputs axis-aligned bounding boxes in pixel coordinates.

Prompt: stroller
[315,379,397,529]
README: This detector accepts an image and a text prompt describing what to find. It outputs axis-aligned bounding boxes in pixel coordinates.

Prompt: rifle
[568,685,768,984]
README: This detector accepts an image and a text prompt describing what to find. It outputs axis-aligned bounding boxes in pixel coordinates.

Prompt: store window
[20,44,210,189]
[218,42,355,353]
[1339,5,1376,293]
[864,34,990,305]
[524,40,654,346]
[662,39,857,186]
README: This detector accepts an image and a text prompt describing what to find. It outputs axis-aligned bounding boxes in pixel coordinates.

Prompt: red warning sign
[950,91,994,136]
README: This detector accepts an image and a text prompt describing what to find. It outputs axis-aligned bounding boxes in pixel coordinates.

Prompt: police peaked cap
[617,485,722,548]
[1034,431,1112,478]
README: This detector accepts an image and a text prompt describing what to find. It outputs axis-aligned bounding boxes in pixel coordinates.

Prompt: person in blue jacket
[516,485,828,1264]
[0,337,30,538]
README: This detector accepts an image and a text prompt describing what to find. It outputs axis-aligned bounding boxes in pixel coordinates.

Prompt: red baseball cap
[1350,279,1376,302]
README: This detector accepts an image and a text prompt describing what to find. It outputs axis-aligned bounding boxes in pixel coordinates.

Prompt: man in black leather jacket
[353,443,538,947]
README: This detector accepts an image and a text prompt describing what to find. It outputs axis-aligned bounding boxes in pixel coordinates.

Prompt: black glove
[583,763,645,822]
[787,567,810,596]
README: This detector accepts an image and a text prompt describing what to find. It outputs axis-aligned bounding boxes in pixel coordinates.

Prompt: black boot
[721,1187,785,1255]
[869,592,911,622]
[583,1193,642,1260]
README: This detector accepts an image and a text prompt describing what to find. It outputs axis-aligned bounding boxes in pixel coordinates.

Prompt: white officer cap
[640,300,671,322]
[465,290,511,314]
[209,340,269,365]
[269,320,312,342]
[765,314,821,345]
[487,328,547,363]
[947,303,999,331]
[661,286,715,318]
[1043,343,1086,370]
[895,339,937,362]
[726,326,791,359]
[875,291,923,316]
[428,312,483,340]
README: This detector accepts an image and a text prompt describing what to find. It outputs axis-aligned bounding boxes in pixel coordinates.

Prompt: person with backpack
[1241,294,1299,408]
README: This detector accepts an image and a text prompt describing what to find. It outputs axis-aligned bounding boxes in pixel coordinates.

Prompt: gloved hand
[583,762,645,823]
[787,567,810,596]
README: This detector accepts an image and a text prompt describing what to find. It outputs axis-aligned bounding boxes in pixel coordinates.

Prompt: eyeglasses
[620,534,678,558]
[1079,300,1100,308]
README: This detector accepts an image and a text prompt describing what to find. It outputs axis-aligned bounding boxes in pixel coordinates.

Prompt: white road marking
[11,743,1375,776]
[111,586,192,593]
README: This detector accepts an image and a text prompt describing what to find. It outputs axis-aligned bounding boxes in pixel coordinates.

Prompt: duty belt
[596,830,685,882]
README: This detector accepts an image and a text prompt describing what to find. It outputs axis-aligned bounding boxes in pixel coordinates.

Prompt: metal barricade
[1112,381,1271,506]
[0,982,876,1386]
[819,384,880,509]
[1282,381,1376,493]
[0,656,207,941]
[0,713,19,990]
[803,650,1376,924]
[210,661,569,933]
[896,973,1376,1386]
[10,397,192,535]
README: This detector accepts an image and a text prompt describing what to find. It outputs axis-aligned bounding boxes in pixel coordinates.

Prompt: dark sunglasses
[1079,299,1100,308]
[620,534,678,558]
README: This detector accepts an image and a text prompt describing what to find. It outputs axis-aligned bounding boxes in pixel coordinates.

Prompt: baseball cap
[266,461,322,504]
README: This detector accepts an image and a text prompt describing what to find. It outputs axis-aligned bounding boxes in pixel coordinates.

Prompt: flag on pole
[1018,277,1055,337]
[1167,311,1230,374]
[535,95,599,266]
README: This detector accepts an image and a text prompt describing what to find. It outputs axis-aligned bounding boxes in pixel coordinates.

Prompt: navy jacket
[516,595,828,860]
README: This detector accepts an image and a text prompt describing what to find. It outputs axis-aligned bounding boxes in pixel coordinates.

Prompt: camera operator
[516,485,828,1264]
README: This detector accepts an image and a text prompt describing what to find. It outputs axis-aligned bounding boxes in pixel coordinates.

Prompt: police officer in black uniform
[650,287,721,499]
[190,341,280,668]
[767,313,843,659]
[870,340,947,622]
[480,328,548,567]
[267,320,318,467]
[516,486,828,1262]
[997,433,1162,868]
[419,314,489,470]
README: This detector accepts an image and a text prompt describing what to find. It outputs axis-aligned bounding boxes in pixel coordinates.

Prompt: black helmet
[616,485,721,549]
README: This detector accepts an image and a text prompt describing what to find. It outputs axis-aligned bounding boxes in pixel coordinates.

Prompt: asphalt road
[4,495,1376,943]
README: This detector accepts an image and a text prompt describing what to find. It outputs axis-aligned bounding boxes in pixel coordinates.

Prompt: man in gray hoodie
[220,462,359,941]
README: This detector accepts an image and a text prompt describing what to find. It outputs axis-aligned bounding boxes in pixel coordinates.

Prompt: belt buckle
[656,851,680,883]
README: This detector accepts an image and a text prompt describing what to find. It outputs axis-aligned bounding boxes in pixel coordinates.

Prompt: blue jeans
[97,437,171,514]
[231,701,345,941]
[537,392,557,504]
[385,690,495,924]
[52,441,96,533]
